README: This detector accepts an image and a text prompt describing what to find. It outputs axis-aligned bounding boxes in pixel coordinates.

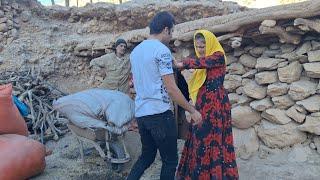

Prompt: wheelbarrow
[67,122,130,172]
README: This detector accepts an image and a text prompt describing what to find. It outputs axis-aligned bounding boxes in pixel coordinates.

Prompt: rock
[6,37,14,44]
[233,127,259,160]
[255,71,278,85]
[295,41,312,55]
[286,105,307,123]
[20,11,31,22]
[277,61,289,68]
[7,19,13,29]
[288,80,317,100]
[249,46,267,57]
[255,57,285,70]
[267,82,289,97]
[223,75,242,92]
[296,95,320,112]
[262,109,292,125]
[226,54,238,64]
[236,86,244,95]
[309,142,316,150]
[233,48,244,57]
[311,112,320,117]
[272,95,295,109]
[275,52,307,62]
[303,63,320,78]
[228,93,251,105]
[297,116,320,135]
[314,136,320,154]
[308,50,320,62]
[278,61,302,83]
[258,144,282,159]
[242,69,257,78]
[249,98,273,112]
[281,44,296,53]
[10,28,18,39]
[0,10,4,18]
[231,105,261,129]
[261,20,276,27]
[257,122,307,148]
[0,23,7,32]
[311,40,320,50]
[262,49,281,58]
[11,2,19,10]
[0,17,7,24]
[239,54,257,68]
[227,63,246,75]
[241,78,251,86]
[269,43,281,50]
[288,145,311,163]
[243,80,267,99]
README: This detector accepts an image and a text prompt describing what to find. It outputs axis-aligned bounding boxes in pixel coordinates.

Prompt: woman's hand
[173,60,184,70]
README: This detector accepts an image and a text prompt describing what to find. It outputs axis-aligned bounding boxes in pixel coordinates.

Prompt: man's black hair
[149,11,175,35]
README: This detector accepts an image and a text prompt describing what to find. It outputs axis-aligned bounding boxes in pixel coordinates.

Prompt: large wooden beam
[118,0,320,43]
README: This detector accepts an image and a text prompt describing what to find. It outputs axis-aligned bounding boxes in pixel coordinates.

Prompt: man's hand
[189,110,202,125]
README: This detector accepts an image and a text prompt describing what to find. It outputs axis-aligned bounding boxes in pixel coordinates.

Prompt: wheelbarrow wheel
[109,141,125,173]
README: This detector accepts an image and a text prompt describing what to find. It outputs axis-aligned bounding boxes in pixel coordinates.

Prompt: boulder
[243,81,267,99]
[288,80,317,100]
[255,71,278,85]
[257,121,307,148]
[286,105,307,123]
[227,63,246,75]
[255,57,285,70]
[224,75,242,92]
[278,61,302,83]
[267,82,289,97]
[297,116,320,135]
[239,54,257,68]
[249,98,273,112]
[307,50,320,62]
[231,105,261,129]
[272,95,295,109]
[233,127,259,160]
[296,95,320,112]
[303,63,320,78]
[261,109,292,124]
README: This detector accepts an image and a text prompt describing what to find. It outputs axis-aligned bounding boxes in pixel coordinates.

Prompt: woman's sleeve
[182,51,225,69]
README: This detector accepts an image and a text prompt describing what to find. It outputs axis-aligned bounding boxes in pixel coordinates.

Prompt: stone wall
[33,0,245,33]
[173,35,320,160]
[0,1,22,49]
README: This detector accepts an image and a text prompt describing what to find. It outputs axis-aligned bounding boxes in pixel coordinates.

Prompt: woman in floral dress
[175,30,239,180]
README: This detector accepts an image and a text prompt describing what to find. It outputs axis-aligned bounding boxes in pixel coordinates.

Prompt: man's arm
[162,74,202,124]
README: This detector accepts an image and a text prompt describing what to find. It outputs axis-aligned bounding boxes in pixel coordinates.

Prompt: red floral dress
[177,51,239,180]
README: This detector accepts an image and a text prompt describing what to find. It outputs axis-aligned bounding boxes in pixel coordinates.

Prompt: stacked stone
[0,1,24,49]
[41,0,245,33]
[222,38,320,159]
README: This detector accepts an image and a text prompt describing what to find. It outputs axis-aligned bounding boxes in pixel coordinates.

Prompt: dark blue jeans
[127,110,178,180]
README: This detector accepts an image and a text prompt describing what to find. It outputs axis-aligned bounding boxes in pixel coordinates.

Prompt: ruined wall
[173,33,320,160]
[33,0,246,33]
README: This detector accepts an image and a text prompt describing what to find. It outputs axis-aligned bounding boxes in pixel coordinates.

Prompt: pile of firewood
[0,69,68,143]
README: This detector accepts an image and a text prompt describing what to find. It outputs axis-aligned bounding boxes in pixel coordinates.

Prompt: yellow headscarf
[188,30,226,103]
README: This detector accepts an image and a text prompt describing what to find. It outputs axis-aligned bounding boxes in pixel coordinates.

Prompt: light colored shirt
[130,39,173,117]
[90,52,131,94]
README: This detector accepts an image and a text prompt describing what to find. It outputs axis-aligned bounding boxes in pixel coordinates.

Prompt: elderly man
[90,38,131,94]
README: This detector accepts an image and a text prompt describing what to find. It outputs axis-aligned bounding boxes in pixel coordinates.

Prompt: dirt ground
[31,131,320,180]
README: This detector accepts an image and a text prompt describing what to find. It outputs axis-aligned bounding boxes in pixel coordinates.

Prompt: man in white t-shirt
[127,11,202,180]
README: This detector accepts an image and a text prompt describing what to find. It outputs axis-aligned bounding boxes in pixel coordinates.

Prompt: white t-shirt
[130,39,173,117]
